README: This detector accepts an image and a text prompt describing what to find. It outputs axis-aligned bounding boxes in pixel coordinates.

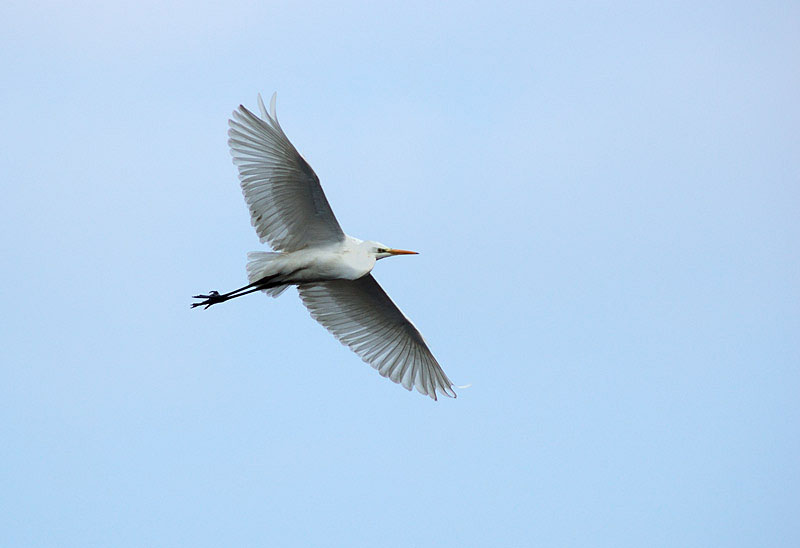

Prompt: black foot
[191,290,225,309]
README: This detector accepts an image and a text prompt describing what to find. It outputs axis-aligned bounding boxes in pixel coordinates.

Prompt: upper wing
[228,94,345,251]
[298,275,456,400]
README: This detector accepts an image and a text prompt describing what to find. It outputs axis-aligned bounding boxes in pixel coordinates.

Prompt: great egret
[193,94,456,400]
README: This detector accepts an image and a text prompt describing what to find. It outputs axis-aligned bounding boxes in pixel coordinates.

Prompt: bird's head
[367,241,419,260]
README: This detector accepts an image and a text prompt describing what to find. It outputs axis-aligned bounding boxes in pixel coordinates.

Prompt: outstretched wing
[228,94,345,251]
[298,275,456,400]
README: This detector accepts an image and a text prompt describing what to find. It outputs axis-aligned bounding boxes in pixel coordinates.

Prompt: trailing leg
[191,275,281,309]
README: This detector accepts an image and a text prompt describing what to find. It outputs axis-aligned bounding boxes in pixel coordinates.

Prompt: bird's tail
[246,252,290,297]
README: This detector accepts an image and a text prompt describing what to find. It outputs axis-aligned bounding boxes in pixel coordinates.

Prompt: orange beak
[388,248,419,255]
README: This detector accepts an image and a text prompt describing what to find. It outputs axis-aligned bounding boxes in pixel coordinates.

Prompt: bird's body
[247,237,381,286]
[193,94,455,400]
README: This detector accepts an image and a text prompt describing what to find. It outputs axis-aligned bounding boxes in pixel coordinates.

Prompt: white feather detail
[228,96,345,252]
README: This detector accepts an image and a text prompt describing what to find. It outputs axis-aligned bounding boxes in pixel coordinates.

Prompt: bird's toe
[191,290,223,309]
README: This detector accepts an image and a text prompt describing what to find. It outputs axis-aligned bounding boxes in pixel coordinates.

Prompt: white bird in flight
[193,94,456,400]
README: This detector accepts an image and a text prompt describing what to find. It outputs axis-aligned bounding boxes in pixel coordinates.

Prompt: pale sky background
[1,1,798,546]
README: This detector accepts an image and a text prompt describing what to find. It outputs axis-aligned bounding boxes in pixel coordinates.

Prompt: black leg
[191,275,282,309]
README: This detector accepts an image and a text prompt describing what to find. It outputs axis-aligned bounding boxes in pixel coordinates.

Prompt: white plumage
[194,94,456,400]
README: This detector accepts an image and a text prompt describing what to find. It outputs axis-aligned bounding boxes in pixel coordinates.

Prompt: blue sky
[1,1,798,546]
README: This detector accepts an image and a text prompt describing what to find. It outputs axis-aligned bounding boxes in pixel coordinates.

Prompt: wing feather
[298,275,456,400]
[228,94,345,251]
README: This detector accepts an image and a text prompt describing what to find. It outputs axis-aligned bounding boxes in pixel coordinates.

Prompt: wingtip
[257,93,268,119]
[269,92,278,120]
[427,385,458,401]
